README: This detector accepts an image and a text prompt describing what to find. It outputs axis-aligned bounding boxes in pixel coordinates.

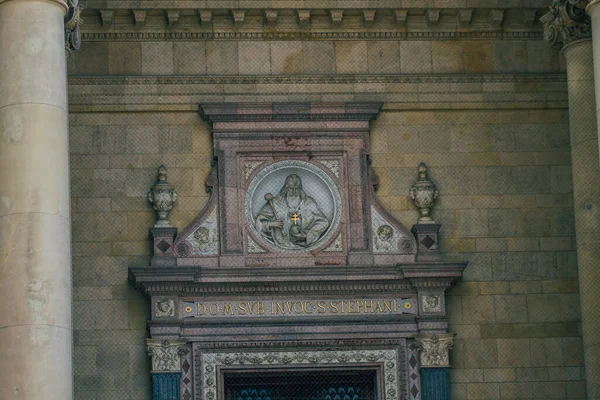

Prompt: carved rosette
[148,165,178,228]
[414,334,454,368]
[64,0,83,56]
[541,0,591,50]
[409,163,439,224]
[147,339,189,372]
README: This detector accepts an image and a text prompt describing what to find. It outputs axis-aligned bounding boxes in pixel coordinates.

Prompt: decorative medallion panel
[245,160,342,252]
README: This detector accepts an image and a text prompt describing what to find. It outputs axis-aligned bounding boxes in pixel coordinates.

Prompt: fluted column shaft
[543,1,600,397]
[0,0,73,398]
[564,38,600,400]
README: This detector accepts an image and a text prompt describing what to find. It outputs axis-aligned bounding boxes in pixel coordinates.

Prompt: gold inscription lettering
[257,302,265,315]
[223,303,234,315]
[384,300,393,312]
[318,301,327,313]
[330,301,339,313]
[275,302,285,315]
[347,300,357,313]
[197,303,207,316]
[293,302,303,314]
[356,300,364,313]
[305,302,313,313]
[238,303,247,315]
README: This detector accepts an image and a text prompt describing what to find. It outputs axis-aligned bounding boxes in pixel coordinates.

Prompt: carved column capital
[587,0,600,12]
[414,333,454,368]
[64,0,83,56]
[147,339,189,373]
[541,0,591,50]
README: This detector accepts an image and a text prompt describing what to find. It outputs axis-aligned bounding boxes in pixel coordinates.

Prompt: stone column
[543,2,600,397]
[147,339,189,400]
[414,334,454,400]
[0,0,79,398]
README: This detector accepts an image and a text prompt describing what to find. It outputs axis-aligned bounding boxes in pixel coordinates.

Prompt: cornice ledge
[199,102,383,124]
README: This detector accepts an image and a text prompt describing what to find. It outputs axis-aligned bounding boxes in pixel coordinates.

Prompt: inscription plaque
[183,298,416,318]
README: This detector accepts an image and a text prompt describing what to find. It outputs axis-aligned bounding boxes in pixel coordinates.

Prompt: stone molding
[80,30,544,42]
[129,263,465,296]
[200,102,382,122]
[541,0,591,50]
[413,334,454,368]
[147,339,189,373]
[201,349,400,400]
[68,73,566,86]
[77,6,547,36]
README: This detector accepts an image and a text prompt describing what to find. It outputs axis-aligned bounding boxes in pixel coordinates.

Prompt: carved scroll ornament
[541,0,591,50]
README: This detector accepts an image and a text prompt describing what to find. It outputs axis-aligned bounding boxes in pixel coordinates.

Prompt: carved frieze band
[81,30,544,42]
[68,73,566,87]
[202,349,400,400]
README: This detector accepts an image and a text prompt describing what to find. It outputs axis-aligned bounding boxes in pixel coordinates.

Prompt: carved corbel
[414,334,454,368]
[99,10,113,26]
[232,9,246,25]
[488,9,505,26]
[297,9,311,25]
[330,9,344,24]
[457,9,473,27]
[521,9,538,27]
[166,10,180,26]
[265,9,278,25]
[362,9,376,25]
[426,9,441,25]
[133,10,147,26]
[198,10,213,25]
[395,9,408,26]
[147,339,189,373]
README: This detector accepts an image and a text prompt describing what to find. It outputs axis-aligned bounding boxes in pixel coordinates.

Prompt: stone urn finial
[409,163,438,224]
[148,165,177,228]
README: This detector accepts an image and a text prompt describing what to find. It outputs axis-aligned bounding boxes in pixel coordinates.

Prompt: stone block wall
[68,39,563,77]
[68,35,583,400]
[370,109,584,398]
[70,112,212,400]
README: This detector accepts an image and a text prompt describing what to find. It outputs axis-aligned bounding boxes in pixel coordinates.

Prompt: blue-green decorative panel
[421,368,450,400]
[152,372,181,400]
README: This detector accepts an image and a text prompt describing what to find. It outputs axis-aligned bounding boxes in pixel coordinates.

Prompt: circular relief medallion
[245,160,342,252]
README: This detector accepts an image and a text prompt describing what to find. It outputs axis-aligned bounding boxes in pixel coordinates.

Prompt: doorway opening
[223,368,378,400]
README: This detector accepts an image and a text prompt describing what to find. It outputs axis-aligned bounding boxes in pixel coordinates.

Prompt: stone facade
[63,2,588,400]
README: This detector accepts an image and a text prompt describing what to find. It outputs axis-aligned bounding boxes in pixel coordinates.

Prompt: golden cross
[291,213,300,224]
